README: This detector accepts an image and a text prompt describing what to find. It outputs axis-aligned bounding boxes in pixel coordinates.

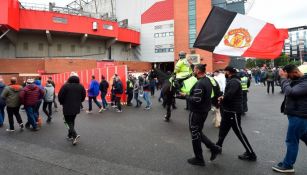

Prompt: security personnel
[126,75,134,106]
[180,64,221,166]
[216,66,257,161]
[174,51,193,93]
[240,72,250,115]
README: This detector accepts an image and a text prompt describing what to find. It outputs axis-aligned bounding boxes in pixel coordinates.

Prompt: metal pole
[300,50,303,65]
[0,29,10,40]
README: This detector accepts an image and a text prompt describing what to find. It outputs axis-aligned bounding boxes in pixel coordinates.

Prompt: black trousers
[189,111,216,160]
[242,91,248,113]
[267,81,274,94]
[115,96,122,110]
[43,102,52,119]
[127,91,133,105]
[217,110,254,154]
[7,106,23,130]
[64,115,77,138]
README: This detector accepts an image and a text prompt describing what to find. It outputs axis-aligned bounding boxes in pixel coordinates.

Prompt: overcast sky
[21,0,307,28]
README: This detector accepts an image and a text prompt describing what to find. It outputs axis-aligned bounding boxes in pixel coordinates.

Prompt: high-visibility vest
[241,77,248,91]
[208,76,216,98]
[128,80,133,88]
[174,58,192,78]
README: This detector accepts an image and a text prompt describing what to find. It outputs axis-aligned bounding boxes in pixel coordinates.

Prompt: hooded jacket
[88,79,100,97]
[58,76,86,116]
[19,84,44,106]
[44,83,55,102]
[1,84,22,108]
[222,75,243,113]
[0,83,6,106]
[281,75,307,119]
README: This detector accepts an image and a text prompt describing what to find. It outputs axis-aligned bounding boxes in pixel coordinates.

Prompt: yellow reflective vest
[174,58,192,79]
[208,76,216,98]
[241,77,248,91]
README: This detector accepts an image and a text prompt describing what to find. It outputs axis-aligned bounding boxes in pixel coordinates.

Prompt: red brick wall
[115,61,152,72]
[0,59,45,73]
[174,0,213,72]
[44,59,97,74]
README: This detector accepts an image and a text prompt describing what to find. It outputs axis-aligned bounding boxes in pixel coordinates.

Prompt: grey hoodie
[1,84,22,107]
[44,83,55,102]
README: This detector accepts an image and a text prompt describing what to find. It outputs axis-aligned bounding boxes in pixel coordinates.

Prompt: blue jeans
[88,96,102,111]
[282,115,307,168]
[25,106,37,128]
[101,92,108,108]
[143,91,151,107]
[0,104,5,125]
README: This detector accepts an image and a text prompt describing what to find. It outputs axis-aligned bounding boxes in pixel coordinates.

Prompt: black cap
[224,66,237,73]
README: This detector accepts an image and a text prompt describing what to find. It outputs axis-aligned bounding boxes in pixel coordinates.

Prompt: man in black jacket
[216,66,257,161]
[99,75,109,109]
[272,65,307,173]
[58,72,86,145]
[180,64,221,166]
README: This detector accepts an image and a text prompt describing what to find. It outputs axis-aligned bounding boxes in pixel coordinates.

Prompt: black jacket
[99,80,109,94]
[281,75,307,119]
[58,76,86,116]
[113,80,123,94]
[187,76,212,113]
[222,75,243,113]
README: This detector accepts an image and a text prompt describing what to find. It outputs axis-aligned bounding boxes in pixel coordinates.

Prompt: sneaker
[238,152,257,161]
[46,117,52,123]
[6,129,15,132]
[32,127,39,132]
[187,157,205,166]
[98,107,105,113]
[19,123,24,129]
[164,115,170,122]
[210,145,222,161]
[116,109,122,113]
[111,105,117,108]
[86,110,92,114]
[272,162,295,173]
[144,106,151,110]
[66,136,73,141]
[72,135,80,145]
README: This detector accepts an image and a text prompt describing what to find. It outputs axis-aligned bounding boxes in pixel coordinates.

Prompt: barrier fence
[41,65,128,103]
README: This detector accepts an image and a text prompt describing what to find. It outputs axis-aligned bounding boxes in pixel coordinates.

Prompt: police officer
[174,51,193,93]
[240,72,250,115]
[180,64,221,166]
[216,66,257,161]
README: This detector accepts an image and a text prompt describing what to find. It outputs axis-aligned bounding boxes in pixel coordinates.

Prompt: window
[103,24,113,30]
[169,32,174,36]
[53,17,67,24]
[71,45,76,52]
[154,25,162,30]
[23,42,28,50]
[38,43,44,51]
[188,0,197,48]
[57,44,62,51]
[161,33,166,37]
[154,33,159,38]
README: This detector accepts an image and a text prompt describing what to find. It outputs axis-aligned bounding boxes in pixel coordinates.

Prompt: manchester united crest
[224,28,252,48]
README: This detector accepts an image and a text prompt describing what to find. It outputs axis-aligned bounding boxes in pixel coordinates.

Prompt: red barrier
[41,65,128,103]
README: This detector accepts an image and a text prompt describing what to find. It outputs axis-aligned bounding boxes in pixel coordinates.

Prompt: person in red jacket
[19,79,44,131]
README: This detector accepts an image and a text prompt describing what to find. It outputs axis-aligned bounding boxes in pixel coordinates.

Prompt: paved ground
[0,85,306,175]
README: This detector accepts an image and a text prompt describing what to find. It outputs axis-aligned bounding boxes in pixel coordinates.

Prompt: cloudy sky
[21,0,307,28]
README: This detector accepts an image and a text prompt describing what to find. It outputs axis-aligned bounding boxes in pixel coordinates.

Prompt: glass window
[154,33,159,38]
[169,32,174,36]
[103,24,113,30]
[188,0,196,48]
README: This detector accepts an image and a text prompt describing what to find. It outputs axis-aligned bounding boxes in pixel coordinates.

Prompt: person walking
[19,79,44,131]
[142,73,152,110]
[133,77,143,108]
[58,72,86,145]
[266,67,275,94]
[99,75,109,109]
[216,66,257,161]
[86,75,104,114]
[48,76,58,112]
[0,78,6,127]
[1,77,24,131]
[126,75,134,106]
[113,76,123,112]
[43,80,55,123]
[240,72,251,115]
[180,64,221,166]
[272,65,307,173]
